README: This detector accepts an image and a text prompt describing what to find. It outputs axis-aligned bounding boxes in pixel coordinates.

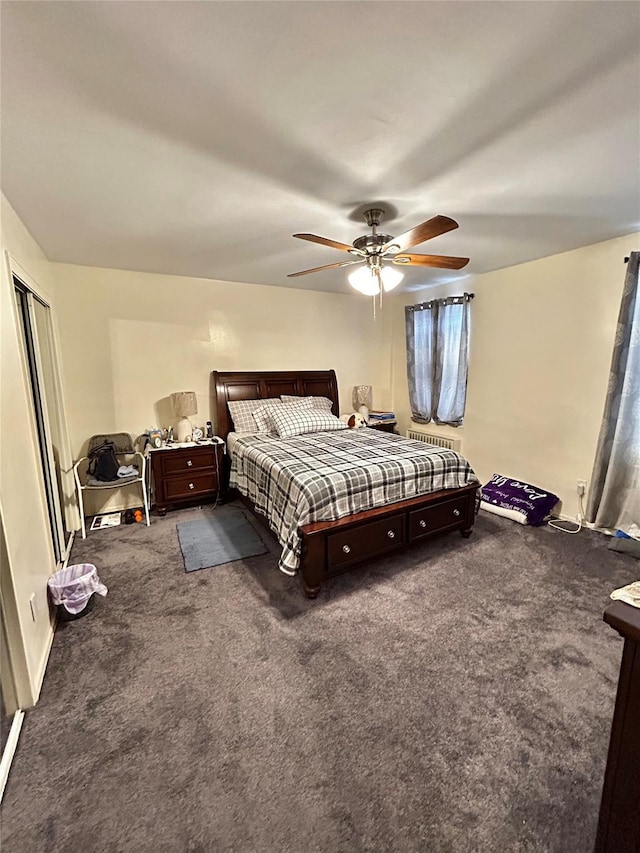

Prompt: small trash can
[48,564,108,621]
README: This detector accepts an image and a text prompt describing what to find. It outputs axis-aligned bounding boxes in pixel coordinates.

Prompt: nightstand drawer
[327,513,405,569]
[409,495,469,541]
[164,472,218,501]
[161,449,217,475]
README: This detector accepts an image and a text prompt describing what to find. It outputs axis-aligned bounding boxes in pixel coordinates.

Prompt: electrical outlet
[577,479,586,496]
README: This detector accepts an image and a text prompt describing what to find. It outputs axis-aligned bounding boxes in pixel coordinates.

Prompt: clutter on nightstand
[367,410,397,432]
[610,581,640,607]
[368,410,397,426]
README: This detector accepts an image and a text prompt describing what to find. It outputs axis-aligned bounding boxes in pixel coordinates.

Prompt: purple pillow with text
[481,474,560,526]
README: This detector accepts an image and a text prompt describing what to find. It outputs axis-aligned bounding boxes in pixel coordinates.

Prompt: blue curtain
[587,252,640,535]
[405,294,472,426]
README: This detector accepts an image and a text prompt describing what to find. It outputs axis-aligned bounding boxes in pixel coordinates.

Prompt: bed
[213,369,479,597]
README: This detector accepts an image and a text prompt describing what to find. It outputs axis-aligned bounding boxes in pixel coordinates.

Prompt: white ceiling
[1,1,639,294]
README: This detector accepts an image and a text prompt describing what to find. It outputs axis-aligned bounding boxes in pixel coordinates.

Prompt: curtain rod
[407,292,474,312]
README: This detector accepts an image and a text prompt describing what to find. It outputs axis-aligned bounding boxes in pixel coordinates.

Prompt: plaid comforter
[229,429,478,575]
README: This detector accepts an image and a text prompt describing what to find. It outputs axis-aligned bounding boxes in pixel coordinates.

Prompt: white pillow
[227,398,280,434]
[280,394,334,412]
[269,407,348,439]
[252,398,313,434]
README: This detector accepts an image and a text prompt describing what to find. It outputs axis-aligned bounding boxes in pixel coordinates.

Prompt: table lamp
[171,391,197,442]
[352,385,373,420]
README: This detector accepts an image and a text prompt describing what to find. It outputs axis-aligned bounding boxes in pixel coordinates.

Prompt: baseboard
[32,540,71,702]
[555,512,597,529]
[34,621,56,699]
[63,529,75,564]
[0,710,25,802]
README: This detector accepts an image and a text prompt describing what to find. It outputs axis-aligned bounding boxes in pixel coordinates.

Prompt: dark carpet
[1,505,636,853]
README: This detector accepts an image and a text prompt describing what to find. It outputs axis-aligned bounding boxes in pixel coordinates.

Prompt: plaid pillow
[227,398,281,434]
[280,395,334,412]
[252,399,313,434]
[269,407,348,439]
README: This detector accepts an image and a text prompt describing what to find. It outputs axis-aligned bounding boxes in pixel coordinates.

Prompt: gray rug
[1,504,637,852]
[608,534,640,558]
[176,505,267,571]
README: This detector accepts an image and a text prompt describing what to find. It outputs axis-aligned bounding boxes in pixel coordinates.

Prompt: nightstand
[149,442,225,516]
[368,422,397,434]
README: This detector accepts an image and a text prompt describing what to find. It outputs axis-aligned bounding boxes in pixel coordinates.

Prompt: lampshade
[352,385,373,409]
[171,391,197,417]
[379,266,404,292]
[348,265,404,295]
[171,392,198,442]
[348,266,380,295]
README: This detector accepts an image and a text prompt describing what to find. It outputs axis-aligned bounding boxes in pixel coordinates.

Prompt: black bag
[87,441,120,482]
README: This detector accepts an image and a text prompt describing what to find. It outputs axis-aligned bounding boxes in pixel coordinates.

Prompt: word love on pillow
[481,474,560,526]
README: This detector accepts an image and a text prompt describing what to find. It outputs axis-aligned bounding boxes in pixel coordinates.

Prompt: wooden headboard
[212,370,339,439]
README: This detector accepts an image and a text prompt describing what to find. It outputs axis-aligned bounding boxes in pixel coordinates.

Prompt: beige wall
[391,232,640,520]
[51,263,392,510]
[1,195,59,706]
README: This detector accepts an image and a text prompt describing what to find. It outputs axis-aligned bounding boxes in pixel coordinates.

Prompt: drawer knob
[188,483,195,490]
[419,519,427,529]
[453,508,461,517]
[342,544,351,554]
[387,530,395,539]
[187,460,193,467]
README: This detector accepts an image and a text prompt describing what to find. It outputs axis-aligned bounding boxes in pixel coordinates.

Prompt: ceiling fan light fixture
[380,266,404,292]
[348,265,380,296]
[348,264,403,295]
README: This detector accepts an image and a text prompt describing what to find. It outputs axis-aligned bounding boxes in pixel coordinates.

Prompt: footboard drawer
[409,494,470,541]
[327,513,405,569]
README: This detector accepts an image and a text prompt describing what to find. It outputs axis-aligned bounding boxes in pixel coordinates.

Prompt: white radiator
[405,429,462,452]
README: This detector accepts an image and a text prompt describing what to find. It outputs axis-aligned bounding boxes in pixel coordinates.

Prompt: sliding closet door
[31,296,70,545]
[13,278,67,564]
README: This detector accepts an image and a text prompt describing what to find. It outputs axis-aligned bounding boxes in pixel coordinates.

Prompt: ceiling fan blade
[392,253,470,270]
[293,233,365,255]
[287,260,364,278]
[381,215,459,253]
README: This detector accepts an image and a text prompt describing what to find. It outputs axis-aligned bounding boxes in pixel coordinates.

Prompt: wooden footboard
[298,483,479,598]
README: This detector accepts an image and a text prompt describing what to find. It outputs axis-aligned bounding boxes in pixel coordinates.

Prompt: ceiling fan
[288,208,469,295]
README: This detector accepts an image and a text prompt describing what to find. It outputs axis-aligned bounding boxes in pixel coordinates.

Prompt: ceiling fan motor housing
[363,208,385,228]
[352,233,394,253]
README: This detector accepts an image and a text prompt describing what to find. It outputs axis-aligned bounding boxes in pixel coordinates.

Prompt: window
[405,293,473,426]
